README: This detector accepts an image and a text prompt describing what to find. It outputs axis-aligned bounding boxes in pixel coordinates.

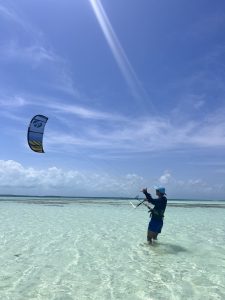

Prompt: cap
[153,186,166,194]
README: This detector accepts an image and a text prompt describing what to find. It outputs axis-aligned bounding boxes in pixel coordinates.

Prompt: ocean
[0,197,225,300]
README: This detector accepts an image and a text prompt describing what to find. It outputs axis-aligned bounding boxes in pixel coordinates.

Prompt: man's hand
[141,188,148,194]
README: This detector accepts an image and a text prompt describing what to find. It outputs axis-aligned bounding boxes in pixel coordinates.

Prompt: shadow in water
[142,241,188,255]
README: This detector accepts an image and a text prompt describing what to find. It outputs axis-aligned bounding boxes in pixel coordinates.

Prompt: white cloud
[0,160,145,196]
[0,160,224,199]
[159,171,172,185]
[154,170,225,199]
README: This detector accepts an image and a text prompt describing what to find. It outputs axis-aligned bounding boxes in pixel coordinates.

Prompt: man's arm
[141,188,157,205]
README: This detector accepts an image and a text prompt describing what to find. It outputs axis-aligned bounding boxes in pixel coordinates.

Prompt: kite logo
[33,120,42,128]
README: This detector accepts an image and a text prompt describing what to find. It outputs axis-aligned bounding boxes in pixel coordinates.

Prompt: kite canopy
[27,115,48,153]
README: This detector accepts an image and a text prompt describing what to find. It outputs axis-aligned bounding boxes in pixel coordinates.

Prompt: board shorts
[148,218,163,233]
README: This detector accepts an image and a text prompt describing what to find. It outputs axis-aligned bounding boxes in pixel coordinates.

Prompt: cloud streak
[0,3,27,28]
[0,2,42,36]
[89,0,154,111]
[0,95,27,107]
[48,102,124,121]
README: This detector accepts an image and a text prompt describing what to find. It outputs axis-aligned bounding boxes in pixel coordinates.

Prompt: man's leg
[153,233,158,240]
[147,231,157,244]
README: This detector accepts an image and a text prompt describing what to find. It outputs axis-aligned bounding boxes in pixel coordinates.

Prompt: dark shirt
[144,192,167,220]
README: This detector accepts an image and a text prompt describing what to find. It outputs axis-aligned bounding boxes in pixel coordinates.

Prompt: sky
[0,0,225,199]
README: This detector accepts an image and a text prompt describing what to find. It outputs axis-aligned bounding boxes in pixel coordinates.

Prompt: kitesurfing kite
[27,115,48,153]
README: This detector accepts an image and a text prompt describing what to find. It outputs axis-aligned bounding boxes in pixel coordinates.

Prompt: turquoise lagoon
[0,197,225,300]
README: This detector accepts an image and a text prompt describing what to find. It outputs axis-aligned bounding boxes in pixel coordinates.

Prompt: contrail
[89,0,155,111]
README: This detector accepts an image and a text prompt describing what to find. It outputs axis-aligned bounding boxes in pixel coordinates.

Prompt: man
[141,186,167,244]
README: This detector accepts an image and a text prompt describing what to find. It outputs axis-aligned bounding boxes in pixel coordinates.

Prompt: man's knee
[148,231,158,237]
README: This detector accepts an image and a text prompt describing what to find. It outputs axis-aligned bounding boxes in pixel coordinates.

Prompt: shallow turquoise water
[0,198,225,300]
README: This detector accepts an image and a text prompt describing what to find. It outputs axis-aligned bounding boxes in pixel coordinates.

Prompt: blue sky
[0,0,225,199]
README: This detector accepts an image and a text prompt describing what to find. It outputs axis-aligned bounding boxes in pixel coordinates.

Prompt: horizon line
[0,194,224,201]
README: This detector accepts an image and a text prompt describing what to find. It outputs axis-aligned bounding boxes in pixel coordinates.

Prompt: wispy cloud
[1,91,225,154]
[0,95,27,107]
[0,93,124,122]
[47,102,124,121]
[50,70,82,98]
[0,3,26,28]
[0,3,78,97]
[0,41,60,66]
[0,40,81,99]
[0,2,42,36]
[44,108,225,154]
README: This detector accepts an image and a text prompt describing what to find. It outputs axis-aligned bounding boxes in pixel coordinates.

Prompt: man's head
[154,186,166,196]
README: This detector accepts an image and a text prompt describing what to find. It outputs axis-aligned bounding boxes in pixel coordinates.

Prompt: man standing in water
[141,186,167,244]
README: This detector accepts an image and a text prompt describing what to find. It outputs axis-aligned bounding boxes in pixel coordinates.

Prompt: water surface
[0,197,225,299]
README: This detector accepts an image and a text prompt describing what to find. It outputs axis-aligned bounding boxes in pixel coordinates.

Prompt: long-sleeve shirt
[144,192,167,220]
